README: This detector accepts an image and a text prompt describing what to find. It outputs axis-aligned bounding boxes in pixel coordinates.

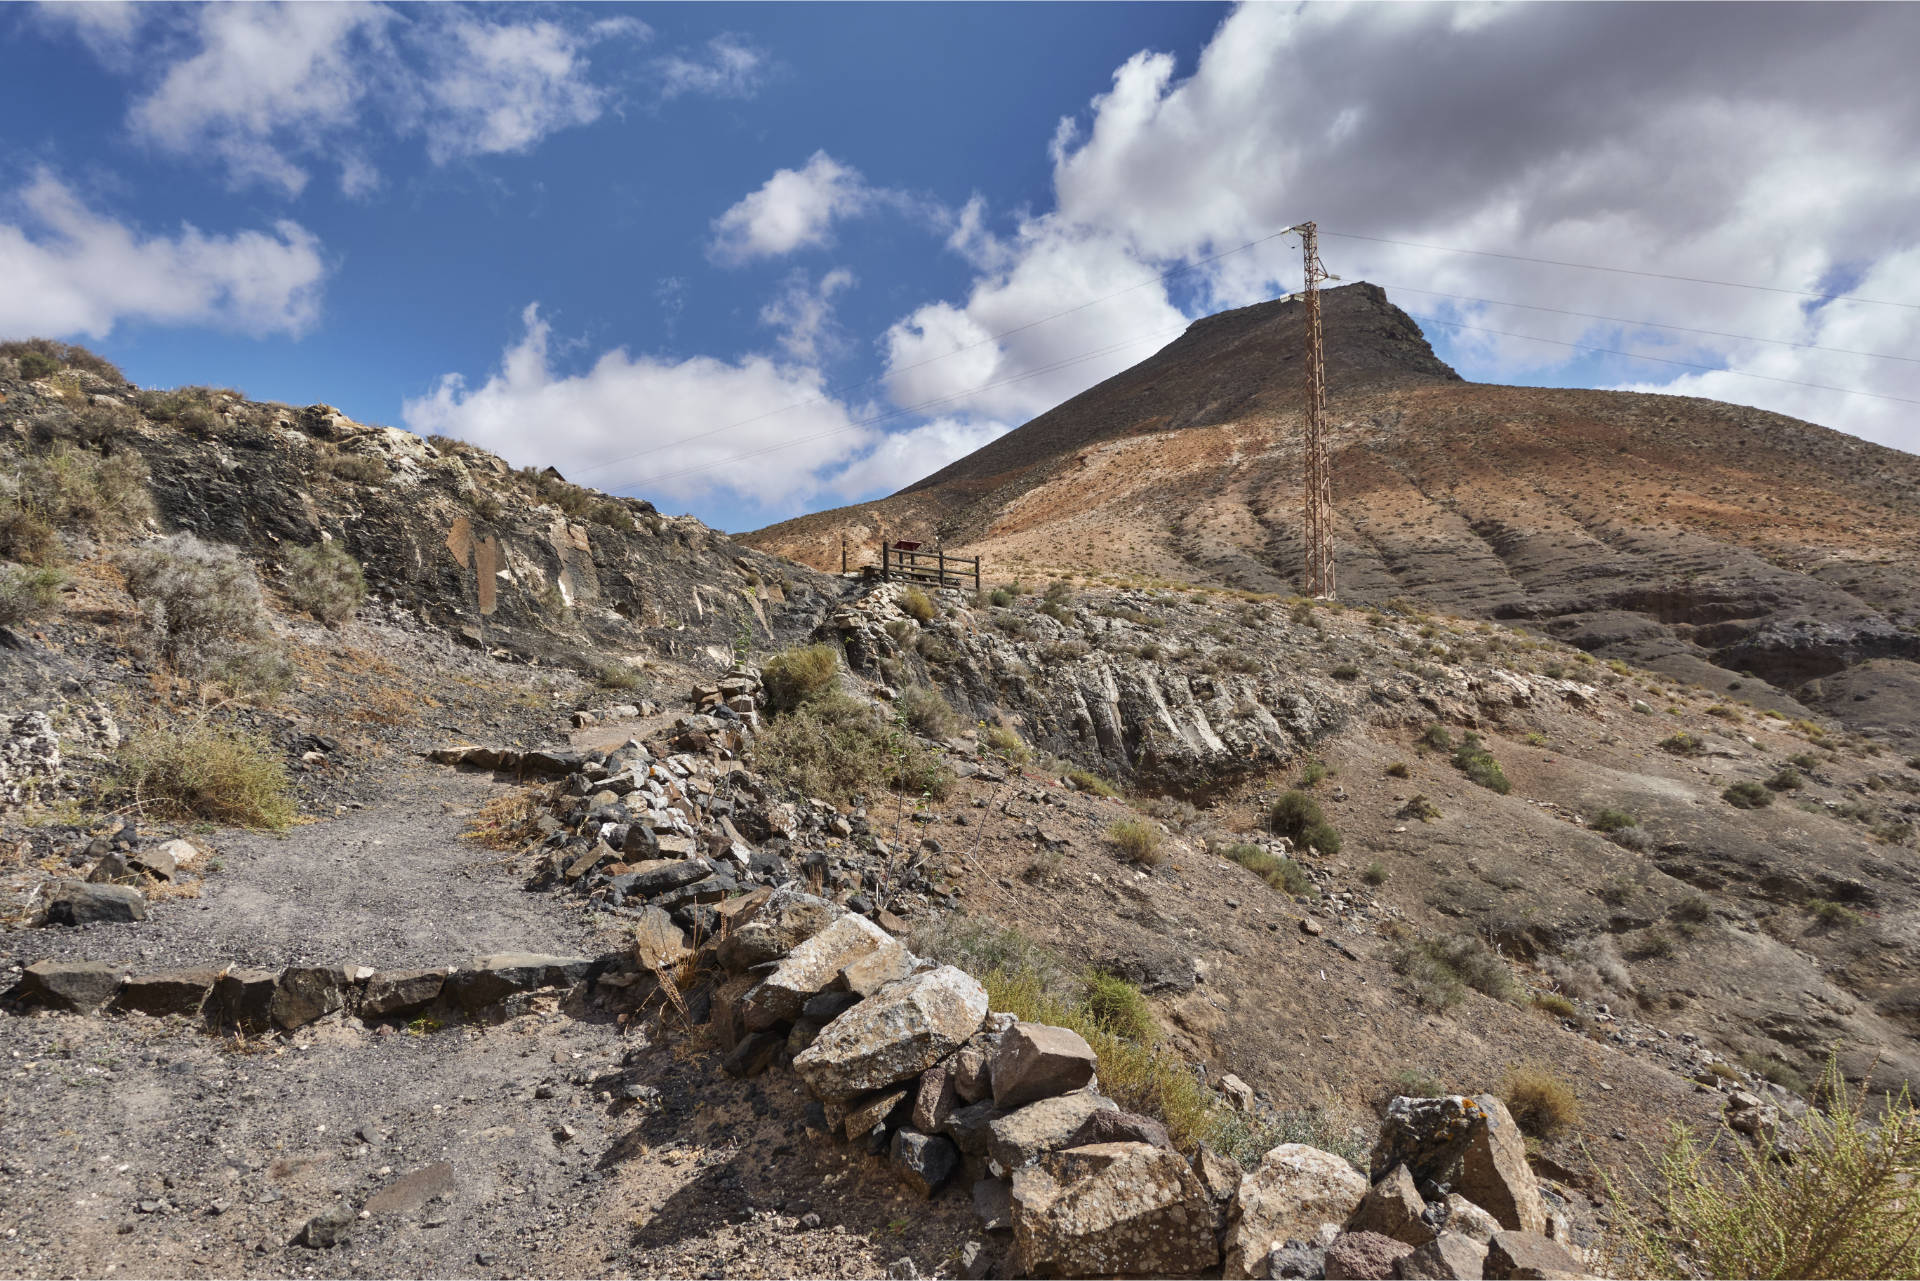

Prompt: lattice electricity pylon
[1290,221,1337,599]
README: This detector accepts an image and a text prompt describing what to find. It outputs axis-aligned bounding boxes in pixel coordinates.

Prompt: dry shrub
[899,586,936,622]
[1501,1064,1580,1138]
[983,723,1030,764]
[1107,818,1163,865]
[1220,841,1312,896]
[0,338,124,382]
[761,642,840,712]
[895,684,960,739]
[118,533,267,661]
[1391,932,1514,1009]
[1,443,152,561]
[0,565,64,625]
[120,721,295,829]
[283,540,366,625]
[756,691,951,805]
[1541,935,1632,1000]
[463,786,554,850]
[323,453,388,485]
[1610,1059,1920,1279]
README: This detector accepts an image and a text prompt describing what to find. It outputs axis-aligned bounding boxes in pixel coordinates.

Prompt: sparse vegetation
[982,723,1029,764]
[1390,932,1515,1009]
[895,683,960,740]
[589,658,644,691]
[1269,789,1341,854]
[761,642,840,713]
[1297,757,1328,787]
[0,565,65,626]
[1722,781,1773,809]
[1419,723,1453,751]
[898,586,936,622]
[1106,818,1163,865]
[282,540,366,625]
[1451,731,1511,794]
[1588,806,1636,833]
[119,720,296,829]
[1398,793,1441,822]
[1501,1064,1580,1139]
[1330,663,1360,681]
[1765,766,1803,792]
[1805,898,1862,929]
[755,691,952,805]
[0,442,152,563]
[1385,761,1410,779]
[1066,768,1119,798]
[1661,730,1706,756]
[1220,842,1313,896]
[323,453,389,485]
[1532,992,1578,1020]
[1361,861,1389,886]
[1609,1058,1920,1280]
[116,533,290,697]
[1,338,124,382]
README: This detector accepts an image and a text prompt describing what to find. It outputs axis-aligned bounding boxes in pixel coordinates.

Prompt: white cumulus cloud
[0,171,326,340]
[760,267,856,363]
[710,152,887,265]
[656,34,766,101]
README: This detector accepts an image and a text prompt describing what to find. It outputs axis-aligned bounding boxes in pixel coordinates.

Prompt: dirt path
[5,761,611,974]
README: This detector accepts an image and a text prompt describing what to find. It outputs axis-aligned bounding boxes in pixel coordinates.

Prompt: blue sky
[5,4,1917,533]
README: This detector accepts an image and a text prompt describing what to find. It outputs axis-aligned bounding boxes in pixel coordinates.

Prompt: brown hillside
[745,285,1920,742]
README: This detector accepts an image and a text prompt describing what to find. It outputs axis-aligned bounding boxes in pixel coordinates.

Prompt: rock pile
[685,885,1596,1280]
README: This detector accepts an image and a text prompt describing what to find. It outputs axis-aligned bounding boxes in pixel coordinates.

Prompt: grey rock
[950,1040,993,1103]
[1483,1231,1589,1280]
[271,966,346,1029]
[792,965,988,1100]
[43,882,146,926]
[1068,1109,1174,1152]
[210,969,277,1030]
[890,1128,960,1198]
[115,970,219,1018]
[992,1022,1099,1109]
[359,969,447,1018]
[1395,1232,1489,1280]
[947,1100,1005,1157]
[742,912,902,1030]
[716,885,845,971]
[447,953,591,1010]
[15,959,121,1012]
[1226,1144,1370,1280]
[973,1177,1014,1232]
[913,1063,958,1134]
[1012,1141,1220,1278]
[1349,1164,1437,1247]
[292,1202,356,1249]
[988,1091,1118,1170]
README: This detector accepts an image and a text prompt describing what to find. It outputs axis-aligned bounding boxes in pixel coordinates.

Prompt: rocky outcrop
[1225,1144,1371,1279]
[1010,1142,1219,1278]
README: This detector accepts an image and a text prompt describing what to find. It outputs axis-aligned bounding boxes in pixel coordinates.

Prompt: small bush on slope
[1609,1059,1920,1280]
[0,565,64,625]
[761,642,840,713]
[756,691,950,805]
[120,720,295,829]
[895,684,960,740]
[283,540,366,625]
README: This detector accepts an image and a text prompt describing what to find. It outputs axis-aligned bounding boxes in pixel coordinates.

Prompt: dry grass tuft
[1501,1063,1580,1138]
[120,721,295,830]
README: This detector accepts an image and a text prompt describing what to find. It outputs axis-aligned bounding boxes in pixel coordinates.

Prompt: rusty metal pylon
[1292,221,1336,599]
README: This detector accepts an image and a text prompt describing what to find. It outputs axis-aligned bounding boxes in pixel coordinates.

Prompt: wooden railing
[880,544,980,592]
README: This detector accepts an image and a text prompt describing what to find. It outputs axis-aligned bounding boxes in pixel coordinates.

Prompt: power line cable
[1374,282,1920,365]
[1327,231,1919,311]
[1409,313,1920,407]
[576,227,1297,478]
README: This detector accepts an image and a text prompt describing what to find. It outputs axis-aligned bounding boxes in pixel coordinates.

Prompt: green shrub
[1389,1068,1448,1099]
[590,658,644,690]
[1362,861,1389,886]
[1221,842,1313,896]
[1766,766,1803,792]
[755,692,950,805]
[283,540,366,625]
[1107,818,1163,865]
[988,585,1016,607]
[1269,789,1341,853]
[1502,1064,1580,1139]
[1722,781,1773,809]
[1737,1051,1810,1096]
[899,586,936,623]
[1669,892,1714,925]
[1419,723,1453,751]
[2,443,152,559]
[120,721,296,829]
[1390,933,1515,1009]
[1330,663,1360,681]
[1661,731,1706,756]
[203,641,297,703]
[1066,768,1118,798]
[1042,579,1074,608]
[983,724,1029,764]
[1790,752,1821,771]
[896,684,960,740]
[1805,898,1862,929]
[761,643,840,713]
[1451,732,1511,794]
[1398,793,1441,822]
[1588,806,1636,833]
[1532,992,1578,1020]
[0,565,65,625]
[1608,1058,1920,1280]
[1298,758,1328,787]
[323,453,388,485]
[2,339,123,382]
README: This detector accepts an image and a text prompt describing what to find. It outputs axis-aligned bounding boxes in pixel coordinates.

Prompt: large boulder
[1012,1142,1220,1278]
[992,1022,1098,1109]
[1395,1233,1490,1280]
[716,886,843,971]
[792,966,988,1100]
[988,1091,1118,1170]
[1348,1164,1436,1247]
[14,960,121,1011]
[741,913,904,1030]
[1326,1231,1416,1280]
[1371,1096,1545,1234]
[43,882,146,926]
[1482,1231,1590,1280]
[1224,1144,1370,1280]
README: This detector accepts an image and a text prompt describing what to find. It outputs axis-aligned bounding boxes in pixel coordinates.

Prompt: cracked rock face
[1011,1141,1220,1279]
